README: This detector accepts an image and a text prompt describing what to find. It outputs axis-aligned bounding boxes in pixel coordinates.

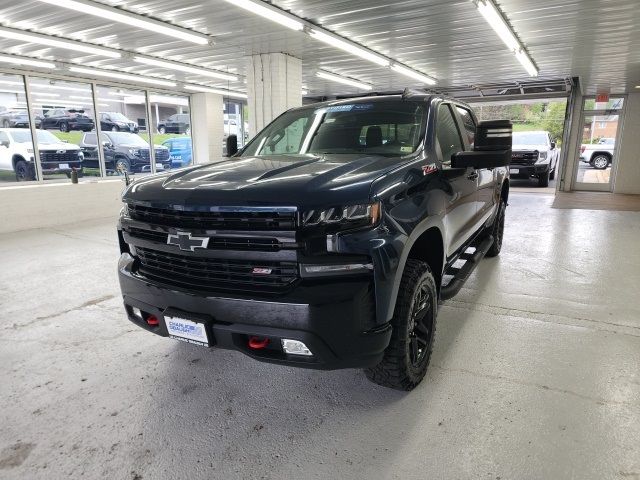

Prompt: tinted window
[456,106,476,147]
[84,133,97,145]
[436,105,464,164]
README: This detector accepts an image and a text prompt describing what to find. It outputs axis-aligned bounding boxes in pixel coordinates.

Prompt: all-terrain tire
[365,259,438,391]
[538,170,550,187]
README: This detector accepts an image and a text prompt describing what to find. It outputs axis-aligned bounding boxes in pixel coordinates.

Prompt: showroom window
[149,93,193,170]
[0,74,36,183]
[27,77,97,182]
[93,85,153,176]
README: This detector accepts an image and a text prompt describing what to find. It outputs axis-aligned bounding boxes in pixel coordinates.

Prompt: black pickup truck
[117,94,511,390]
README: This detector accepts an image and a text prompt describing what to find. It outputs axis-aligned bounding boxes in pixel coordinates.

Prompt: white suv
[0,128,84,181]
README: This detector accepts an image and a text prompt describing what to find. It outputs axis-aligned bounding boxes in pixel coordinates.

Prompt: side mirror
[550,142,556,149]
[102,141,113,149]
[451,120,512,169]
[0,141,9,148]
[226,134,238,157]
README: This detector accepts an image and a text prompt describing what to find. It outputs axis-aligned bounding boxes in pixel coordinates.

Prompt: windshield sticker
[352,104,374,111]
[400,146,413,153]
[324,105,355,112]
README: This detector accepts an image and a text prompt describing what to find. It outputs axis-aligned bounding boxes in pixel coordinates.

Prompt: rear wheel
[15,160,35,181]
[592,154,610,170]
[365,259,437,391]
[2,120,9,128]
[158,126,166,134]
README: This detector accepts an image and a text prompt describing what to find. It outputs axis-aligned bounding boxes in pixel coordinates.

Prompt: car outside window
[513,132,549,146]
[10,130,61,144]
[436,104,464,165]
[84,133,98,145]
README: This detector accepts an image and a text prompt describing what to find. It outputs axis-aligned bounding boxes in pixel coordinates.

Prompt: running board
[440,235,494,301]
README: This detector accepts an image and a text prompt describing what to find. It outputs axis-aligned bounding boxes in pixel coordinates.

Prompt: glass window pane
[149,94,192,170]
[27,77,96,182]
[0,74,37,183]
[93,86,153,177]
[577,114,617,184]
[436,105,463,164]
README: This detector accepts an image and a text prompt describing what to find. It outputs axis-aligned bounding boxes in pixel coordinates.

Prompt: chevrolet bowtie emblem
[167,231,210,251]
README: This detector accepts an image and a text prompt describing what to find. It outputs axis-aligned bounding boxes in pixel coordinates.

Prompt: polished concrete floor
[1,193,639,480]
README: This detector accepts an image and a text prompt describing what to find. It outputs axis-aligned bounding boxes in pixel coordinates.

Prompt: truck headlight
[27,148,34,154]
[536,151,548,164]
[128,149,140,156]
[302,202,381,228]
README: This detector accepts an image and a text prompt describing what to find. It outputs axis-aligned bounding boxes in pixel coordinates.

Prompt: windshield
[10,130,61,143]
[241,100,426,157]
[108,113,130,122]
[107,132,148,146]
[513,132,548,145]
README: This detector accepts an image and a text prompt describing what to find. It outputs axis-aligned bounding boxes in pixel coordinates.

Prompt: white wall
[0,180,124,234]
[614,92,640,194]
[190,92,224,165]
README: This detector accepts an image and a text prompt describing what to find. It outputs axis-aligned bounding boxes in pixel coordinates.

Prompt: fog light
[281,339,312,356]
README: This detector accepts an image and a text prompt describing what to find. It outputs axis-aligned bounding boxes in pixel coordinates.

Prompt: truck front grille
[39,150,81,164]
[135,247,298,295]
[511,151,538,165]
[128,204,297,231]
[128,227,282,251]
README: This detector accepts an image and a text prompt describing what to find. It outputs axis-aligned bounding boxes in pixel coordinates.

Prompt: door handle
[467,171,479,180]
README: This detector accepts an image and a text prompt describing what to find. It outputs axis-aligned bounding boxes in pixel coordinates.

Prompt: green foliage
[541,102,567,142]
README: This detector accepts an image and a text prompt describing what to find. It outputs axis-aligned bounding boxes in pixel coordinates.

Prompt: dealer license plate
[509,168,519,174]
[156,163,164,170]
[165,316,209,347]
[59,163,69,169]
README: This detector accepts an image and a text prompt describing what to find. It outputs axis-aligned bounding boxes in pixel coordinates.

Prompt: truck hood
[124,153,404,208]
[20,141,81,151]
[512,144,547,152]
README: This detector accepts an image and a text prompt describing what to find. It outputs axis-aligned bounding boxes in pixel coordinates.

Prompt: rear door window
[456,106,476,148]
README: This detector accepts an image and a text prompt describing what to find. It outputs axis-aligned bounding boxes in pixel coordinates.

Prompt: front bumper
[509,163,549,177]
[118,253,392,369]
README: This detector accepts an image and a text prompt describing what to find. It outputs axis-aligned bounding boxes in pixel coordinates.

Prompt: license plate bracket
[164,314,211,347]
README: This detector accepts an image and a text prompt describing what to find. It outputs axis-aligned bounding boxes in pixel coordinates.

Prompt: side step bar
[440,235,494,301]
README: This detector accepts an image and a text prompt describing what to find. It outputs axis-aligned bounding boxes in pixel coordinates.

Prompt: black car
[79,131,170,173]
[41,108,94,132]
[99,112,139,133]
[117,94,511,390]
[0,109,42,128]
[157,113,190,134]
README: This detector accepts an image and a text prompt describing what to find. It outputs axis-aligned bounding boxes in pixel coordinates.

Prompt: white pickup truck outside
[580,138,615,170]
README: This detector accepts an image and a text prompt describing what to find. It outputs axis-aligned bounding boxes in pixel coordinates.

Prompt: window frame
[435,102,466,167]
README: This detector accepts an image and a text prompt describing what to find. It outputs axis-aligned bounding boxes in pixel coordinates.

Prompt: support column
[559,78,583,192]
[246,53,302,137]
[190,92,224,164]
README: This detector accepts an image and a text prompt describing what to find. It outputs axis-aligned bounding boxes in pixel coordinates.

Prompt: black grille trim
[128,204,297,231]
[127,227,283,251]
[135,247,299,295]
[511,151,538,165]
[40,150,81,164]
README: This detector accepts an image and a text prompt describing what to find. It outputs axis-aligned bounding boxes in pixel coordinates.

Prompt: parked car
[79,131,170,174]
[161,136,192,168]
[117,94,511,391]
[509,130,560,187]
[580,140,615,169]
[157,113,190,134]
[41,108,94,132]
[99,112,138,133]
[0,109,42,129]
[0,128,83,181]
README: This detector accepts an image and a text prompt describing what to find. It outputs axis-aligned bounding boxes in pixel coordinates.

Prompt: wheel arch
[591,151,612,161]
[11,154,27,169]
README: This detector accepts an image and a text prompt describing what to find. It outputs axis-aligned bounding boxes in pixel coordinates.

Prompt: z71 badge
[422,164,437,175]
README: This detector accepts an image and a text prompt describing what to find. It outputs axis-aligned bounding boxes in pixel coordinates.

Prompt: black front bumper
[509,163,549,178]
[118,253,392,369]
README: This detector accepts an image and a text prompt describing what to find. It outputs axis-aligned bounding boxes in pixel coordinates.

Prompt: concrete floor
[1,193,639,480]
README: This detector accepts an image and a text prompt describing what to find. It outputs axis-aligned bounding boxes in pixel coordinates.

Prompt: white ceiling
[0,0,638,97]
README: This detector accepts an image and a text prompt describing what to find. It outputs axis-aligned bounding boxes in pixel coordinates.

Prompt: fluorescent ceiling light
[476,0,519,51]
[220,0,303,31]
[515,49,538,77]
[0,26,121,58]
[33,0,210,45]
[316,71,372,91]
[0,54,55,69]
[475,0,538,77]
[31,92,60,97]
[133,56,237,81]
[31,83,91,92]
[0,80,25,87]
[184,84,248,99]
[301,89,308,95]
[309,29,389,67]
[391,64,436,85]
[68,66,177,87]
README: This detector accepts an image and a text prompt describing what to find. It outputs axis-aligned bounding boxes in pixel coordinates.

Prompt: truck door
[435,103,479,256]
[455,105,496,228]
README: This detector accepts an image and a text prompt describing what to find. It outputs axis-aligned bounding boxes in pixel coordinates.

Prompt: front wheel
[365,259,437,391]
[592,154,610,170]
[158,126,166,134]
[485,199,506,258]
[115,158,131,174]
[59,122,69,133]
[538,170,550,187]
[15,160,35,181]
